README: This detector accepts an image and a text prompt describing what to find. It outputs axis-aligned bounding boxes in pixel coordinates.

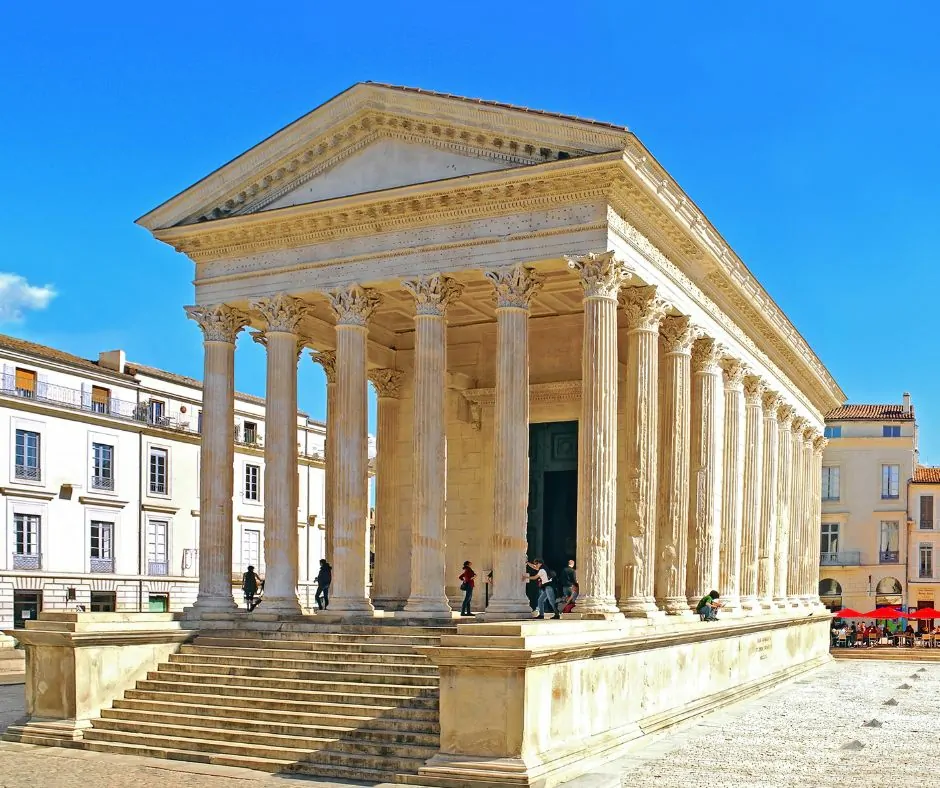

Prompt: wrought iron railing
[12,553,41,570]
[89,557,114,573]
[91,475,114,491]
[880,550,900,564]
[148,561,168,576]
[819,550,861,566]
[921,519,935,530]
[14,464,40,482]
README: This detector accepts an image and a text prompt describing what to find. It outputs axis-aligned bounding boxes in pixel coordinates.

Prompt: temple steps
[85,625,451,783]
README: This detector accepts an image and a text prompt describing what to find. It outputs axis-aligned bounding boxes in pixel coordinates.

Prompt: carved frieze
[618,285,669,332]
[402,274,464,316]
[483,264,544,309]
[329,284,381,327]
[184,303,250,343]
[566,250,631,298]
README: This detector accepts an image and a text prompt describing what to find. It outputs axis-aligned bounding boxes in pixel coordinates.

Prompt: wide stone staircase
[82,623,453,783]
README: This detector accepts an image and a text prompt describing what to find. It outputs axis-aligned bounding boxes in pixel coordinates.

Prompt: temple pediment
[138,82,629,231]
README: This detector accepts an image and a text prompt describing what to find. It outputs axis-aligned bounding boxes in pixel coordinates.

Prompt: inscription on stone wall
[755,634,772,661]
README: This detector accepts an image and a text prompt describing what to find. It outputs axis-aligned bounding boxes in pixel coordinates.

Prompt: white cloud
[0,273,56,323]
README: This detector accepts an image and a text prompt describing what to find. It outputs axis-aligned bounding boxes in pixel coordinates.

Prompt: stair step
[190,638,432,654]
[81,739,293,773]
[164,657,438,682]
[83,727,315,760]
[143,669,437,696]
[181,642,435,662]
[303,749,429,773]
[111,698,440,732]
[99,708,439,744]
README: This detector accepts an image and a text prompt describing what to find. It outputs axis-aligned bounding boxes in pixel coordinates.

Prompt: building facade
[0,334,337,627]
[909,466,940,610]
[818,398,918,612]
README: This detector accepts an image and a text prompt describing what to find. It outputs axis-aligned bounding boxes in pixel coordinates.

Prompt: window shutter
[80,383,92,410]
[2,364,14,391]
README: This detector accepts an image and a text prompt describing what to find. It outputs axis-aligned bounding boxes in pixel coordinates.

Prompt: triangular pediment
[138,83,629,230]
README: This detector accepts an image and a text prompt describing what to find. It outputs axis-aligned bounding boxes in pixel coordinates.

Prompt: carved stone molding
[184,304,250,343]
[369,368,405,398]
[461,381,581,429]
[743,375,767,404]
[252,294,309,333]
[720,357,747,388]
[310,350,337,384]
[566,250,631,299]
[618,285,669,332]
[691,337,724,371]
[402,274,464,316]
[329,284,382,326]
[661,315,696,355]
[483,264,544,309]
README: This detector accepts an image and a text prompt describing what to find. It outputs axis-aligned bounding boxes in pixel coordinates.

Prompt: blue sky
[1,3,938,459]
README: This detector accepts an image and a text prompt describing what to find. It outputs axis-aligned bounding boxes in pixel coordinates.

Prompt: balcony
[880,550,900,564]
[921,520,935,531]
[91,475,114,492]
[14,464,41,483]
[148,561,168,576]
[89,557,114,573]
[12,553,41,570]
[820,550,861,566]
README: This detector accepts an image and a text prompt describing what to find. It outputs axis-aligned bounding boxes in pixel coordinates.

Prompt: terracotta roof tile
[127,363,267,407]
[0,334,137,380]
[913,467,940,484]
[824,404,914,422]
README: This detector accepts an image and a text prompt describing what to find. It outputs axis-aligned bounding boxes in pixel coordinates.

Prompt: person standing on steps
[458,560,476,617]
[561,558,577,601]
[242,565,262,611]
[315,558,332,611]
[524,559,560,619]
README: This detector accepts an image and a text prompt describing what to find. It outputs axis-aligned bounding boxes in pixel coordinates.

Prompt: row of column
[185,251,827,618]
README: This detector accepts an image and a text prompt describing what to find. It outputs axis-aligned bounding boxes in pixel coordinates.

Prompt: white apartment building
[0,333,349,628]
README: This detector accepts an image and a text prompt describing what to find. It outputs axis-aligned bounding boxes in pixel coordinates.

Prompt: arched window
[875,577,902,608]
[819,578,842,612]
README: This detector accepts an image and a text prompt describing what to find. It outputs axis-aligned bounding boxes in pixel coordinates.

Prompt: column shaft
[757,392,781,609]
[809,436,827,606]
[617,286,667,615]
[185,305,248,613]
[787,419,807,606]
[568,252,629,618]
[686,338,724,608]
[485,266,543,616]
[718,359,746,613]
[310,352,336,565]
[403,275,463,614]
[799,431,815,603]
[740,376,766,612]
[370,370,404,609]
[773,407,794,606]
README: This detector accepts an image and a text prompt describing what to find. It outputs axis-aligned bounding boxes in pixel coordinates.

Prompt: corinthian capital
[777,404,795,429]
[402,274,464,316]
[252,294,309,333]
[329,285,382,327]
[484,265,544,309]
[691,337,724,371]
[185,304,250,343]
[791,416,808,435]
[813,435,828,453]
[310,350,336,383]
[660,315,696,355]
[720,356,747,388]
[618,285,669,331]
[369,368,404,398]
[743,375,767,404]
[566,251,631,299]
[761,390,783,417]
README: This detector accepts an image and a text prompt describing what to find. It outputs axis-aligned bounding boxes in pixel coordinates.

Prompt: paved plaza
[0,660,936,787]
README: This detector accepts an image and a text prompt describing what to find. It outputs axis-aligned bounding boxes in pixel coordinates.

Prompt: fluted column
[369,368,404,610]
[185,304,249,612]
[718,358,746,613]
[484,265,544,616]
[773,406,794,607]
[310,351,336,565]
[617,286,668,616]
[252,295,308,616]
[686,337,724,609]
[567,251,630,618]
[787,417,808,607]
[740,375,766,613]
[809,435,828,607]
[325,286,381,614]
[402,274,464,614]
[651,316,694,614]
[757,391,781,611]
[799,428,816,604]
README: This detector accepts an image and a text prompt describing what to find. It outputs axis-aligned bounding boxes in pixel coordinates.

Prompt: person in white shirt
[524,559,560,620]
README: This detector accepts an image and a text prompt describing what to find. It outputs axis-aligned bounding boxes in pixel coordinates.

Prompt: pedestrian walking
[315,558,332,610]
[458,560,476,617]
[525,559,560,619]
[242,565,262,611]
[561,558,577,600]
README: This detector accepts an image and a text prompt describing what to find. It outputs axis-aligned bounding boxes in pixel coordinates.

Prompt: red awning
[833,608,865,618]
[860,606,905,619]
[911,607,940,620]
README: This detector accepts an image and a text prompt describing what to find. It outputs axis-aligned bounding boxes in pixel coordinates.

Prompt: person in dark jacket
[315,559,332,610]
[242,565,261,611]
[561,559,577,601]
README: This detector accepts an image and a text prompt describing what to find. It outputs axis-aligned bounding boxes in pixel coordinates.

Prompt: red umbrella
[860,606,905,619]
[911,608,940,620]
[833,608,864,618]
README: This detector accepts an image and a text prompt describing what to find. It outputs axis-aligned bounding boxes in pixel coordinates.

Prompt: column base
[771,596,790,611]
[759,597,777,612]
[739,596,761,615]
[3,718,89,747]
[619,597,659,617]
[259,596,304,616]
[329,596,376,615]
[664,596,692,616]
[189,594,238,615]
[404,596,452,615]
[371,596,406,612]
[485,597,533,617]
[578,596,624,620]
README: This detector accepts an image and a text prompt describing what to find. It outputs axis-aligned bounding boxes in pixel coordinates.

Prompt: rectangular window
[89,521,113,560]
[14,429,41,482]
[147,520,168,575]
[883,425,901,438]
[879,521,900,563]
[148,400,165,425]
[92,442,114,491]
[920,544,934,579]
[820,522,839,557]
[197,411,203,434]
[91,386,110,414]
[89,591,115,612]
[14,368,36,397]
[824,425,841,439]
[881,464,900,499]
[244,464,260,501]
[149,447,168,494]
[242,528,260,570]
[821,466,840,501]
[243,421,257,445]
[14,513,40,556]
[921,496,934,530]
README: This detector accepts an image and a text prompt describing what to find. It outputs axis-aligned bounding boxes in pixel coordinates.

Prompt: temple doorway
[527,421,578,589]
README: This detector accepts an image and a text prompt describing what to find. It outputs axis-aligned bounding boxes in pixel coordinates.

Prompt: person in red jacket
[458,561,476,617]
